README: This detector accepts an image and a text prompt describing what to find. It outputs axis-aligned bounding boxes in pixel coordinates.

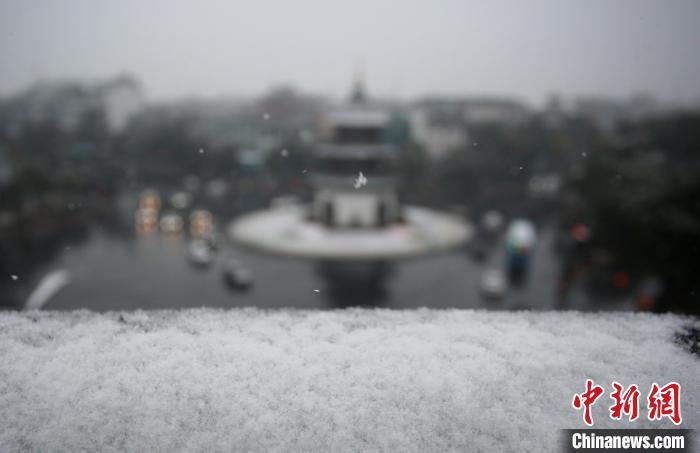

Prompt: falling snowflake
[353,171,367,189]
[313,289,320,293]
[581,151,587,158]
[11,274,18,281]
[302,169,307,174]
[263,113,270,120]
[199,148,204,154]
[280,149,289,157]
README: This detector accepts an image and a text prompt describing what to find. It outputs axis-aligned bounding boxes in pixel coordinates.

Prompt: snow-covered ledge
[1,309,697,452]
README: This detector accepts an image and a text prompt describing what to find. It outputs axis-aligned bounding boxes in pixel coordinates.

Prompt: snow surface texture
[0,309,697,452]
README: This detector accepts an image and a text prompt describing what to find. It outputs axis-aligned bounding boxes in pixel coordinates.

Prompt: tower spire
[349,63,367,104]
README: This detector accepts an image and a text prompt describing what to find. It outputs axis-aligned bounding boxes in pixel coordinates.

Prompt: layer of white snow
[0,309,697,452]
[230,205,472,260]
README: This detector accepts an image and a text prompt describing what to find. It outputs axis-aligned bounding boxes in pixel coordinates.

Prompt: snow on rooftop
[0,309,697,452]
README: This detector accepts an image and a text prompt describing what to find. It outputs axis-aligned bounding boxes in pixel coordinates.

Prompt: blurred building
[96,77,145,132]
[543,93,665,132]
[462,98,528,125]
[1,75,144,134]
[409,100,468,159]
[409,97,527,158]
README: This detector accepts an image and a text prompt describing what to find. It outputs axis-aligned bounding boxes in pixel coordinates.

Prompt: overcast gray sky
[1,0,699,104]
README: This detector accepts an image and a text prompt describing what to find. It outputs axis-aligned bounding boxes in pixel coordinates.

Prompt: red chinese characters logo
[648,382,682,425]
[572,380,682,426]
[609,381,640,421]
[572,379,605,426]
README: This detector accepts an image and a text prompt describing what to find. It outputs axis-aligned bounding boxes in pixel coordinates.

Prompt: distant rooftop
[326,108,391,128]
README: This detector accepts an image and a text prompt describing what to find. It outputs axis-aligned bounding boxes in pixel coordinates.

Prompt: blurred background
[1,0,699,313]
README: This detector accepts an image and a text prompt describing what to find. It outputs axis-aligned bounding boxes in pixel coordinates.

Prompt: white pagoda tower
[230,76,471,261]
[309,74,402,228]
